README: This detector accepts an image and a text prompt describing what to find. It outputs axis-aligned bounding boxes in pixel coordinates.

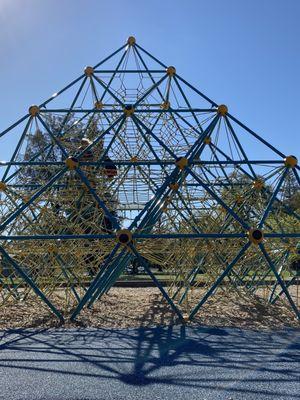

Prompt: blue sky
[0,0,299,157]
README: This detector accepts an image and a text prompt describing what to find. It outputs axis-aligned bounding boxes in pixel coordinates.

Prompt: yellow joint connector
[127,36,136,46]
[166,66,176,76]
[94,101,104,110]
[284,155,297,168]
[65,157,79,170]
[164,196,171,204]
[161,101,170,110]
[124,105,135,117]
[116,229,132,245]
[40,206,48,214]
[182,314,190,323]
[0,181,7,192]
[252,179,265,190]
[130,156,138,162]
[28,105,40,117]
[204,137,211,145]
[217,104,228,116]
[235,195,244,205]
[175,157,188,170]
[84,66,94,77]
[84,183,91,192]
[47,244,57,254]
[169,182,179,191]
[248,228,264,245]
[162,197,171,211]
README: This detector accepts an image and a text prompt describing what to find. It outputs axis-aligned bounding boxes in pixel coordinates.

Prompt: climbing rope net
[0,37,299,322]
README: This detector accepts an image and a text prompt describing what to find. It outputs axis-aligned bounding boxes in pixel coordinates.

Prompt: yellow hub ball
[84,66,94,77]
[28,105,40,117]
[176,157,188,170]
[182,314,190,323]
[284,155,298,168]
[123,105,135,117]
[166,66,176,76]
[65,157,79,170]
[248,228,264,245]
[48,244,57,254]
[127,36,136,46]
[217,104,228,116]
[117,229,132,245]
[169,182,179,191]
[161,101,170,110]
[235,195,244,205]
[0,181,7,192]
[287,245,296,253]
[252,179,264,190]
[204,137,211,145]
[94,101,104,110]
[164,196,171,204]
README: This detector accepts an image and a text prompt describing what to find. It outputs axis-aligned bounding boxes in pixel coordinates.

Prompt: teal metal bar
[259,243,300,320]
[0,246,63,321]
[130,244,184,321]
[70,243,121,320]
[189,242,251,320]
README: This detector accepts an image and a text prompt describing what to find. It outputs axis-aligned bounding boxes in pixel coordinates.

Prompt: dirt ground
[0,287,299,330]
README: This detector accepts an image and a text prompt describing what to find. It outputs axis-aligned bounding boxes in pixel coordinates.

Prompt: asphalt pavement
[0,325,299,400]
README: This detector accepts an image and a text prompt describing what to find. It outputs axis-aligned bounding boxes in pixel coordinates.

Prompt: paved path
[0,326,299,400]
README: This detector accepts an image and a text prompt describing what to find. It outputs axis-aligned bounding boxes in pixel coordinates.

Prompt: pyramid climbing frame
[0,36,299,323]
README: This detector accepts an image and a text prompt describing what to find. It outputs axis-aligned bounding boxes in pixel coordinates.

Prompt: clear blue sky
[0,0,299,157]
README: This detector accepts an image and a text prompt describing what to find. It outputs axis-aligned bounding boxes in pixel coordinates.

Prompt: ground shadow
[0,321,299,399]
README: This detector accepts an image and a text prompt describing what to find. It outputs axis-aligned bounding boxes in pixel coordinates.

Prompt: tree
[278,172,300,212]
[13,114,119,278]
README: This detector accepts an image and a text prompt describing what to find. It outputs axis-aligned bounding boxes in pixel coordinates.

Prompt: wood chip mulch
[0,287,299,331]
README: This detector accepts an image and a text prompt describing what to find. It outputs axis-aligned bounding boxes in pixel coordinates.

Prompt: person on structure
[78,138,96,189]
[103,156,118,179]
[78,137,93,161]
[71,138,97,276]
[76,138,118,276]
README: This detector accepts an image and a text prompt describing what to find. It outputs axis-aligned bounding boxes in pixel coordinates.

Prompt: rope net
[0,38,299,321]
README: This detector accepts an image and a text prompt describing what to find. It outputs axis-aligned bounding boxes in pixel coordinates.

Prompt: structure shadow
[0,298,299,399]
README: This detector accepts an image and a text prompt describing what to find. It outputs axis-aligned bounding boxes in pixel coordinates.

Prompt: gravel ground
[0,287,298,330]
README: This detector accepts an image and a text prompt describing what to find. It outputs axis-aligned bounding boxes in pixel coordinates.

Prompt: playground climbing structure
[0,37,299,323]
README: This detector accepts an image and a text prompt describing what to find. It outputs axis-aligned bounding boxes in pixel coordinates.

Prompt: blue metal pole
[0,246,63,321]
[227,114,286,159]
[130,244,184,321]
[189,242,251,320]
[187,168,250,230]
[1,117,32,181]
[259,243,300,319]
[70,243,121,320]
[258,168,289,228]
[0,168,66,231]
[135,44,168,68]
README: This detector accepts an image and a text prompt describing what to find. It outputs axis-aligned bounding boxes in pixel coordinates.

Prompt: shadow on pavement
[0,305,299,400]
